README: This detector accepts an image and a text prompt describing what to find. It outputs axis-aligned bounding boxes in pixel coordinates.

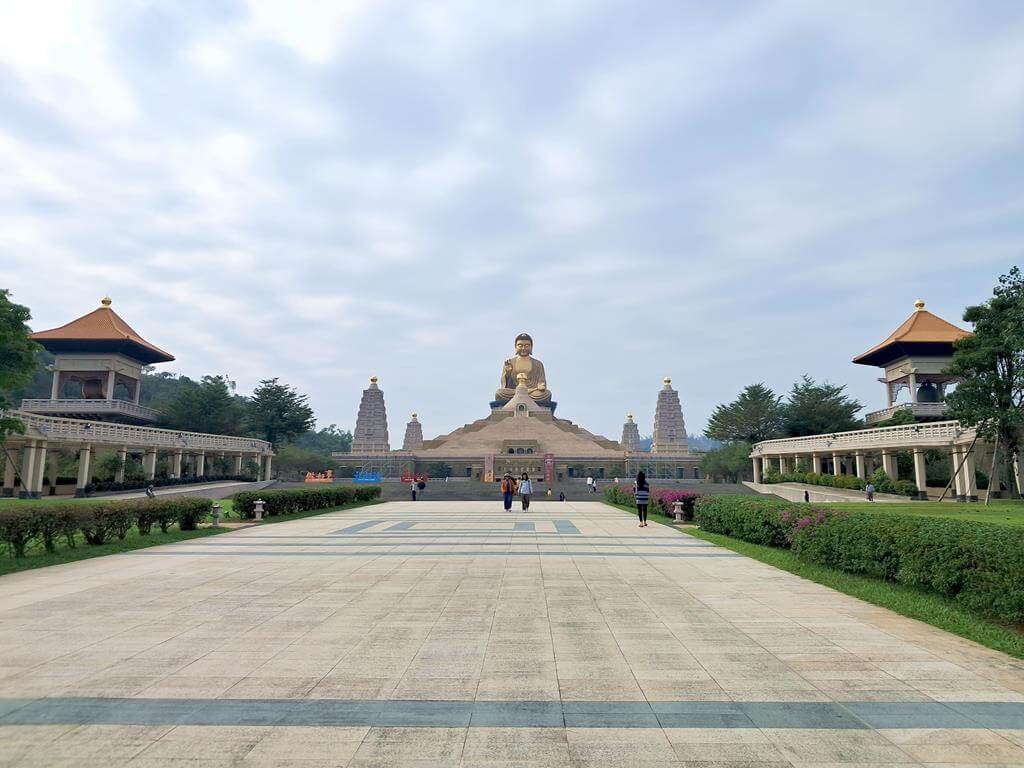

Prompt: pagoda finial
[626,412,633,422]
[914,299,925,311]
[663,376,672,388]
[101,296,112,307]
[370,375,378,384]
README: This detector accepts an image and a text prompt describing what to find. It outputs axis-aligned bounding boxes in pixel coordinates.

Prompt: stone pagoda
[351,376,390,453]
[22,297,174,424]
[620,413,641,452]
[403,413,424,451]
[651,378,689,455]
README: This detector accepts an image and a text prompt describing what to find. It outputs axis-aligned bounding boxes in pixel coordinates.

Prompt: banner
[544,453,555,484]
[484,455,494,483]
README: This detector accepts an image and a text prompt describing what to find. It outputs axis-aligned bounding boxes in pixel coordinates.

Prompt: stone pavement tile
[889,736,1024,765]
[761,728,917,763]
[463,726,570,763]
[139,675,245,699]
[566,726,676,763]
[31,724,170,763]
[242,725,368,761]
[55,674,165,697]
[391,677,480,700]
[307,675,401,698]
[670,740,791,763]
[558,678,647,700]
[996,728,1024,747]
[132,724,271,761]
[351,726,467,763]
[0,725,77,764]
[222,675,320,698]
[475,674,560,700]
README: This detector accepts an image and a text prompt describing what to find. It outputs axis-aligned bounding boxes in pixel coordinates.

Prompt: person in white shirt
[586,475,593,493]
[519,473,533,511]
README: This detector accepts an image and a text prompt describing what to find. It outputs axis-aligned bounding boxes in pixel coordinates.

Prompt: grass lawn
[0,497,382,577]
[819,500,1024,527]
[681,526,1024,659]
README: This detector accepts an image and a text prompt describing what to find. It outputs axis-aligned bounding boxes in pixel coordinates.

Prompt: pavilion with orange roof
[854,299,972,425]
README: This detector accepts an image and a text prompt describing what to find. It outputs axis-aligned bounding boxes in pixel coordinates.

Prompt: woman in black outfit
[634,471,650,528]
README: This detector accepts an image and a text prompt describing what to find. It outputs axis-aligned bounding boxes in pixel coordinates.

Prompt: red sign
[400,470,429,483]
[544,453,555,484]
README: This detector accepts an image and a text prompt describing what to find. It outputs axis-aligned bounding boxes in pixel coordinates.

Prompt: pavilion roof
[30,298,175,365]
[852,300,971,367]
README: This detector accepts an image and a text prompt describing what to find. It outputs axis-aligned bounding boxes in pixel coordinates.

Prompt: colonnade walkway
[1,501,1023,766]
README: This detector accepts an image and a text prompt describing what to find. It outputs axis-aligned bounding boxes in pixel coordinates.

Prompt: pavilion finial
[914,299,925,311]
[101,297,112,307]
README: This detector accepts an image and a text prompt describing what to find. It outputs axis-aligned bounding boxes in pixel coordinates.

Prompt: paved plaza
[1,501,1024,766]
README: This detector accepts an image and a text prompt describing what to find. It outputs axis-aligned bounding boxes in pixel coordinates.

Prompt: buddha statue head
[515,333,534,358]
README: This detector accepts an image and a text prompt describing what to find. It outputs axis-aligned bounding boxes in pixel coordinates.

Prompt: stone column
[133,381,141,404]
[106,369,117,401]
[170,450,182,479]
[950,449,965,500]
[855,453,866,479]
[76,445,92,497]
[143,449,157,481]
[962,449,978,502]
[233,453,243,475]
[752,457,762,484]
[866,455,876,476]
[908,372,918,404]
[30,442,47,499]
[115,448,127,484]
[2,450,15,497]
[196,451,206,478]
[832,453,842,477]
[913,449,927,498]
[811,454,822,474]
[19,443,37,498]
[262,454,273,481]
[50,370,60,399]
[882,451,897,479]
[778,456,786,474]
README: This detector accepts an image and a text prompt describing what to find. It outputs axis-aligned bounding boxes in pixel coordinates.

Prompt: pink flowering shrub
[603,485,705,520]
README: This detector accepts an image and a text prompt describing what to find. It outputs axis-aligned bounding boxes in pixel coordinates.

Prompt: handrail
[863,402,948,424]
[752,419,972,455]
[21,398,161,421]
[2,409,272,454]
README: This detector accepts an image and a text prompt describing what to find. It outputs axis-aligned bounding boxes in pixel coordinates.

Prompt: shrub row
[232,485,381,519]
[85,474,256,495]
[604,485,705,521]
[693,495,1024,623]
[0,497,213,557]
[763,468,918,497]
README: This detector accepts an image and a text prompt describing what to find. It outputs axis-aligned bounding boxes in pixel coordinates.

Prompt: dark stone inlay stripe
[330,520,386,534]
[3,698,1023,730]
[131,550,740,558]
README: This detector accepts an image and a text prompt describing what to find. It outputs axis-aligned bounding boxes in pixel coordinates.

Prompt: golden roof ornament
[101,297,112,307]
[626,413,634,422]
[663,377,672,388]
[411,412,417,419]
[516,371,529,386]
[370,376,378,384]
[914,299,925,311]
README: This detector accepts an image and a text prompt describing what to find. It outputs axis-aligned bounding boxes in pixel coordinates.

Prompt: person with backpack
[500,472,518,512]
[634,471,650,528]
[519,472,533,511]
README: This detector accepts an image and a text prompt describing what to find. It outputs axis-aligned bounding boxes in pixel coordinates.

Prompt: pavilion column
[50,370,60,399]
[30,442,47,499]
[882,451,897,479]
[778,456,786,474]
[908,371,918,404]
[855,453,866,479]
[811,454,822,475]
[885,380,894,407]
[951,449,965,500]
[106,369,116,401]
[866,455,876,476]
[115,448,127,484]
[76,445,92,497]
[143,448,157,481]
[961,449,978,502]
[133,381,141,404]
[196,451,206,478]
[913,449,927,498]
[832,453,842,477]
[752,457,762,484]
[2,451,15,497]
[170,450,182,479]
[262,455,273,481]
[18,443,37,499]
[233,453,243,475]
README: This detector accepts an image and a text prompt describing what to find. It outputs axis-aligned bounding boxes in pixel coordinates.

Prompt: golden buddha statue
[495,333,552,405]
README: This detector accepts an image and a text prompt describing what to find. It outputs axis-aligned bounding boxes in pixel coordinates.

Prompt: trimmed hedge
[232,485,381,519]
[84,474,255,495]
[693,495,1024,623]
[0,497,213,556]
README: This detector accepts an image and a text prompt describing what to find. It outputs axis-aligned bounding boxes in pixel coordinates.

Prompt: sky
[2,0,1023,446]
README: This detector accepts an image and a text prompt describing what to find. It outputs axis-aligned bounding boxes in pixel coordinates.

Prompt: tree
[272,444,334,480]
[705,383,784,443]
[782,375,862,436]
[293,424,353,454]
[426,461,452,478]
[248,378,315,445]
[157,375,247,435]
[0,290,41,441]
[699,442,753,483]
[946,266,1024,497]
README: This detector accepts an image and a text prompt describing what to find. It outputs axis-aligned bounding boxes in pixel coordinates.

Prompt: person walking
[865,481,875,502]
[586,475,593,493]
[519,473,533,511]
[410,478,418,501]
[501,472,518,512]
[634,471,650,527]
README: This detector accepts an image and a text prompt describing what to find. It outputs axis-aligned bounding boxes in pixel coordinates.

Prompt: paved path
[1,501,1023,766]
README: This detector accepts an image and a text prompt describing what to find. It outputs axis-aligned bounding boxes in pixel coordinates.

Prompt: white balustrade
[21,398,161,422]
[2,409,272,455]
[752,419,973,457]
